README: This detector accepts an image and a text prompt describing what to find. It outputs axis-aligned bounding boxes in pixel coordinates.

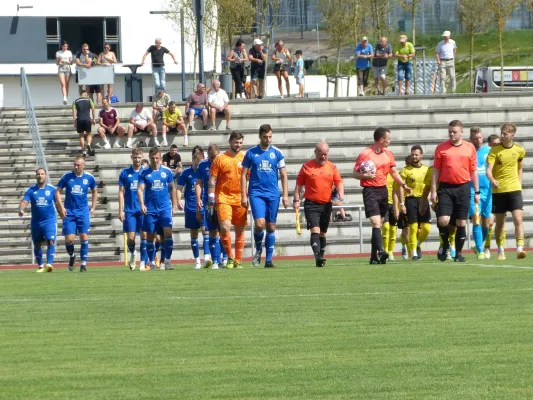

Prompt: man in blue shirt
[241,124,289,268]
[138,147,177,271]
[355,36,374,96]
[118,148,144,270]
[195,144,226,269]
[55,156,97,272]
[469,127,492,259]
[19,169,60,272]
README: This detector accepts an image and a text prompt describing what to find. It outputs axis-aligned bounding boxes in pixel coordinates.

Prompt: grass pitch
[1,257,533,399]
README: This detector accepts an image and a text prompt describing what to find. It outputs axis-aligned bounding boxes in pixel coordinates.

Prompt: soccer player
[177,146,205,269]
[118,148,144,270]
[397,155,412,260]
[381,172,400,261]
[138,147,178,271]
[241,124,289,268]
[486,123,527,260]
[400,145,431,260]
[431,120,479,262]
[353,127,411,264]
[19,169,60,272]
[208,132,247,269]
[55,156,97,272]
[196,144,226,269]
[293,142,344,267]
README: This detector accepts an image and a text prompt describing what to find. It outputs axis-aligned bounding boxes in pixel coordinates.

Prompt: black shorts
[210,108,227,117]
[356,68,370,86]
[436,182,470,221]
[251,65,266,80]
[434,202,457,226]
[303,200,332,233]
[76,119,92,134]
[89,85,101,93]
[492,191,523,214]
[383,204,397,225]
[405,197,431,224]
[274,64,288,73]
[397,212,409,230]
[363,186,388,218]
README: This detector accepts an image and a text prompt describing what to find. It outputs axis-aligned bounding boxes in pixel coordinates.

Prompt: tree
[369,0,393,38]
[398,0,423,45]
[256,0,283,34]
[487,0,521,91]
[458,0,490,92]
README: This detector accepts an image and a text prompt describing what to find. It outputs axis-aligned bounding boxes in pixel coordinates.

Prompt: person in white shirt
[436,30,457,94]
[207,80,231,131]
[127,103,157,138]
[56,41,73,105]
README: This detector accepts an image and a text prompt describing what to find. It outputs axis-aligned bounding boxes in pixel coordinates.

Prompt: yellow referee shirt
[487,143,526,194]
[400,164,429,198]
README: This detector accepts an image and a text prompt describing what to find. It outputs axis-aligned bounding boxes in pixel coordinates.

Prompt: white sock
[195,257,200,263]
[39,264,44,269]
[162,134,167,141]
[204,254,211,261]
[412,250,418,257]
[498,245,505,253]
[104,139,110,144]
[154,138,159,145]
[140,261,145,267]
[517,245,523,253]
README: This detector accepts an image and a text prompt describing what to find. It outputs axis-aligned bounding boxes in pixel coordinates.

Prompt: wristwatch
[475,191,480,195]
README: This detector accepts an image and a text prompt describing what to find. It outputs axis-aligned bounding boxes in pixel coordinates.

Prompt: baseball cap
[361,36,368,41]
[157,87,164,93]
[253,38,263,46]
[442,30,451,37]
[399,35,408,42]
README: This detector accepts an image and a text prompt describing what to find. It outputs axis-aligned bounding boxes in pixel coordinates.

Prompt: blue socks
[46,244,55,265]
[202,235,210,257]
[34,246,43,266]
[254,230,265,253]
[164,236,173,261]
[80,240,89,263]
[473,224,484,253]
[140,239,147,264]
[265,231,276,262]
[191,238,200,258]
[210,236,221,264]
[66,242,75,257]
[127,240,135,256]
[147,242,155,263]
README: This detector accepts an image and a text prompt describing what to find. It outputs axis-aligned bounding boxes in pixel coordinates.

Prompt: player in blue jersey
[195,144,226,269]
[137,147,178,271]
[119,148,144,270]
[55,156,97,272]
[19,168,60,272]
[469,127,492,260]
[241,124,289,268]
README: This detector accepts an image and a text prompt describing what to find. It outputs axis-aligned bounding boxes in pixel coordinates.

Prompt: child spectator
[294,50,305,98]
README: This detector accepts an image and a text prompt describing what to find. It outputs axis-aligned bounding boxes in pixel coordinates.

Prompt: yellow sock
[449,230,456,247]
[516,237,524,247]
[408,223,418,255]
[382,222,390,253]
[388,225,397,255]
[484,225,493,248]
[502,228,507,248]
[418,223,431,245]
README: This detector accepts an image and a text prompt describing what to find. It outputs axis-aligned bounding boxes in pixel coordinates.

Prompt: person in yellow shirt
[160,101,188,147]
[382,173,400,261]
[394,35,416,96]
[396,155,412,260]
[486,123,527,260]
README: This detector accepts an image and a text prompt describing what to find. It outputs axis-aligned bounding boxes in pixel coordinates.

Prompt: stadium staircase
[1,92,533,264]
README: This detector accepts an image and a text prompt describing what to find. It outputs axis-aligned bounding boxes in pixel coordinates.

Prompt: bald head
[314,142,329,165]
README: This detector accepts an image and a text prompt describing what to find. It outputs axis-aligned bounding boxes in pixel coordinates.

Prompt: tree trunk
[499,24,504,92]
[412,2,417,94]
[335,44,341,97]
[470,33,474,92]
[412,2,416,45]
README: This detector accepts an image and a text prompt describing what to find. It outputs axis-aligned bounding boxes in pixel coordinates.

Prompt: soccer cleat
[203,258,213,269]
[150,260,157,270]
[146,264,151,271]
[226,258,235,269]
[411,255,419,261]
[477,252,486,260]
[401,245,408,260]
[222,258,228,268]
[450,246,457,259]
[68,255,76,271]
[103,142,111,150]
[446,250,453,260]
[139,264,147,271]
[82,151,87,158]
[36,267,44,273]
[160,139,168,147]
[46,264,54,272]
[252,250,262,267]
[211,263,219,270]
[437,247,448,262]
[264,261,277,268]
[416,246,422,260]
[388,253,395,262]
[497,252,506,261]
[194,262,202,270]
[315,258,326,267]
[234,261,243,269]
[454,254,467,262]
[159,262,165,270]
[165,262,174,270]
[378,250,389,264]
[369,259,380,265]
[80,265,87,272]
[484,247,491,259]
[113,142,121,149]
[517,250,527,259]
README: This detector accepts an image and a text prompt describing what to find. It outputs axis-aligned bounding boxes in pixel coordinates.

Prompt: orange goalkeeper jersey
[210,151,245,206]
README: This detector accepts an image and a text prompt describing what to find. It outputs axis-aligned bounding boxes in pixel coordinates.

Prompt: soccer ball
[359,160,376,174]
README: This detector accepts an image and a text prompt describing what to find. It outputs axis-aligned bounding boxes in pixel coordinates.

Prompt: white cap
[253,38,263,46]
[442,30,451,37]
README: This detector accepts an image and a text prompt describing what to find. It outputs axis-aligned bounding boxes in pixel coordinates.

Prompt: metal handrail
[0,216,34,264]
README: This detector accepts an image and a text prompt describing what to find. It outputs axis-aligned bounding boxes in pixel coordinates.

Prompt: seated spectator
[186,83,209,131]
[331,186,348,222]
[97,42,117,100]
[160,101,188,147]
[97,97,128,149]
[207,80,231,131]
[163,144,183,179]
[152,87,171,122]
[127,103,157,145]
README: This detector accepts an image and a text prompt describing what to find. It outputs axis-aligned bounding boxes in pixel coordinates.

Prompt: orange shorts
[216,203,248,226]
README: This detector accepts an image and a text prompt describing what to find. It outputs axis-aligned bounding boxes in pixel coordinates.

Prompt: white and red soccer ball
[358,160,376,174]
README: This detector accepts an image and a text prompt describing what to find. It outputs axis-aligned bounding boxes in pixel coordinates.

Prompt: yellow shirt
[386,174,394,205]
[487,143,526,193]
[163,108,182,125]
[400,164,429,198]
[424,166,433,187]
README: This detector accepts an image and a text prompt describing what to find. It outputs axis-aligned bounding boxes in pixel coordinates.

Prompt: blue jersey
[178,166,198,213]
[118,166,142,213]
[472,145,491,193]
[23,184,57,225]
[57,172,96,215]
[196,158,212,205]
[139,165,174,213]
[242,145,286,200]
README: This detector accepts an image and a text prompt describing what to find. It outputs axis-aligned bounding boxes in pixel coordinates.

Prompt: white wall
[264,75,358,98]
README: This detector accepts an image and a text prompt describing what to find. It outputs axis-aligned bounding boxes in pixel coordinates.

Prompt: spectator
[227,39,248,99]
[272,40,292,98]
[127,103,157,145]
[75,43,94,96]
[207,80,231,131]
[373,36,392,96]
[160,101,188,147]
[141,37,178,91]
[163,144,183,179]
[97,97,128,149]
[248,38,267,99]
[141,159,150,169]
[97,42,117,100]
[152,87,171,122]
[331,185,347,222]
[56,40,73,105]
[186,83,209,131]
[394,35,416,96]
[436,30,457,94]
[355,36,373,96]
[293,50,305,98]
[72,91,96,158]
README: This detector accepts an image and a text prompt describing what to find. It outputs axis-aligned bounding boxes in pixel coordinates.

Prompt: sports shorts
[303,199,332,232]
[217,203,248,226]
[492,191,523,214]
[31,222,57,243]
[383,204,397,226]
[62,213,91,236]
[142,210,173,233]
[203,206,219,231]
[405,197,431,224]
[185,210,203,230]
[362,186,388,218]
[436,182,470,221]
[76,119,92,134]
[250,195,280,224]
[123,211,144,234]
[468,190,492,219]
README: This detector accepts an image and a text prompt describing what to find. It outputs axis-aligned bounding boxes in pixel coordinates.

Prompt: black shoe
[315,258,326,267]
[82,151,87,158]
[412,255,419,261]
[80,265,87,272]
[264,261,277,269]
[86,144,92,156]
[417,246,422,260]
[378,250,389,264]
[437,246,449,262]
[369,259,380,265]
[68,255,76,271]
[454,253,467,262]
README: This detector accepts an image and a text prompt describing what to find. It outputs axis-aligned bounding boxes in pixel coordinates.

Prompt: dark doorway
[60,17,104,56]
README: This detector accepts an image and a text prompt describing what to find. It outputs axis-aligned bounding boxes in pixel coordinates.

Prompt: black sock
[455,226,466,254]
[438,224,450,248]
[310,233,320,259]
[372,227,384,253]
[319,237,326,258]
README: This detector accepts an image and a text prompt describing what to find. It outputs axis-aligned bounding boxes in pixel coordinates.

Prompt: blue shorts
[187,108,205,117]
[250,195,280,223]
[397,62,413,81]
[203,206,219,231]
[62,213,90,236]
[469,191,492,219]
[185,210,203,230]
[142,210,173,233]
[123,211,144,234]
[31,222,57,244]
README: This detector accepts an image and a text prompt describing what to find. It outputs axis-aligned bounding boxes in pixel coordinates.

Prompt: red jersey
[354,147,396,187]
[296,160,342,204]
[434,140,476,184]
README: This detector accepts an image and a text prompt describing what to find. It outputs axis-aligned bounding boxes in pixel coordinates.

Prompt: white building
[0,0,218,107]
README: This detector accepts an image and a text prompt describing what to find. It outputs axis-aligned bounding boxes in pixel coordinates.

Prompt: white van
[475,66,533,93]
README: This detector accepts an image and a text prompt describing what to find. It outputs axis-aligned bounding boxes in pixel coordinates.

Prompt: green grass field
[1,257,533,399]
